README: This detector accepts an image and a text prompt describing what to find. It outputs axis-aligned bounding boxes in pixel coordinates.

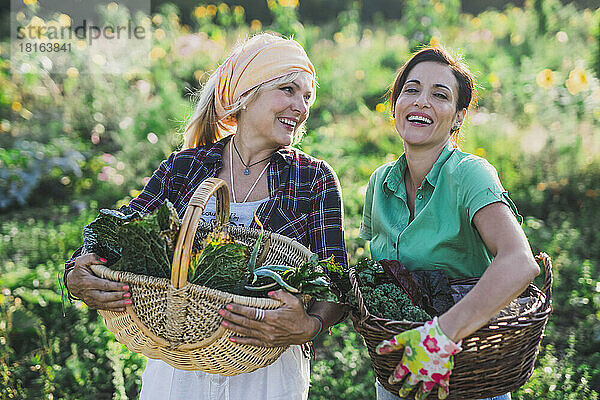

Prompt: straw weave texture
[91,178,315,375]
[351,253,552,399]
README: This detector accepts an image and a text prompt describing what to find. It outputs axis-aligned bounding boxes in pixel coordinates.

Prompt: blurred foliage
[1,0,600,398]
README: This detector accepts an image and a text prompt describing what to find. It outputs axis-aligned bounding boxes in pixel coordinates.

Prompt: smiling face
[237,72,314,149]
[394,61,466,151]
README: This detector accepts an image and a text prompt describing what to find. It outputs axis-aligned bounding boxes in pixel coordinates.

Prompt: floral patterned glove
[376,317,462,400]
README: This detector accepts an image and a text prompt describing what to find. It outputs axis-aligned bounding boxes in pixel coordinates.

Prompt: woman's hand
[376,317,462,400]
[219,290,320,347]
[66,253,131,312]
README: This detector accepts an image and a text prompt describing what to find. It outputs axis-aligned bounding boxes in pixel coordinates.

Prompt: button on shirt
[359,143,522,279]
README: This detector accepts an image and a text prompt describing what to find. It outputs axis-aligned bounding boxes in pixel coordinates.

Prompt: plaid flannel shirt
[65,136,347,297]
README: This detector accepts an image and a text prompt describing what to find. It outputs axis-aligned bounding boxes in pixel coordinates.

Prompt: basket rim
[349,252,553,398]
[350,252,553,332]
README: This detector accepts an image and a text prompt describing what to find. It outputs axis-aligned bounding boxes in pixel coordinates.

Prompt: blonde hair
[182,34,315,149]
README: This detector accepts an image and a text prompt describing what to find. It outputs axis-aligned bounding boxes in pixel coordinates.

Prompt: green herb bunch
[83,204,342,301]
[348,258,430,322]
[83,202,179,279]
[361,283,430,322]
[188,228,249,293]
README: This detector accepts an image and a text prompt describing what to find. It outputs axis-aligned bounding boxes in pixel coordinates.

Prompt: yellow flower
[23,0,37,5]
[475,147,486,157]
[58,13,71,27]
[149,46,166,60]
[536,69,554,89]
[355,70,365,80]
[207,5,217,16]
[66,67,79,78]
[565,67,588,95]
[489,72,500,89]
[250,19,262,31]
[27,16,46,39]
[152,14,163,25]
[375,103,386,113]
[321,256,343,276]
[429,36,440,47]
[218,3,229,13]
[12,102,22,112]
[154,28,166,40]
[194,6,206,18]
[278,0,298,7]
[510,33,523,45]
[234,6,244,15]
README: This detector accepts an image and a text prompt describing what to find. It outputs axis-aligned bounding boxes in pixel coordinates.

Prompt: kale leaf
[188,228,249,293]
[82,201,179,279]
[361,283,431,322]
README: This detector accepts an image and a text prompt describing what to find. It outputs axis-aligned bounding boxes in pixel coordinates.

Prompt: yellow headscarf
[214,34,316,126]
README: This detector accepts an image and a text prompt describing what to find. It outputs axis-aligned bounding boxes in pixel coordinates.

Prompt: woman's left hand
[219,290,320,347]
[376,317,462,400]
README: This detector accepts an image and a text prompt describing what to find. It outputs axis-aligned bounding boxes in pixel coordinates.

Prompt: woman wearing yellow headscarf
[64,33,347,399]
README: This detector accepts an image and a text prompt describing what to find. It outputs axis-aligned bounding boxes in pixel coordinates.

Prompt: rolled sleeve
[460,158,522,225]
[308,160,347,268]
[359,173,375,240]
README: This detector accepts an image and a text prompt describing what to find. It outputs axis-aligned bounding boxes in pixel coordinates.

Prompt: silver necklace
[229,138,269,203]
[232,137,271,175]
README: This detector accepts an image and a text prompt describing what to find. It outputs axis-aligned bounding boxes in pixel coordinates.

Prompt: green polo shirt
[359,143,522,279]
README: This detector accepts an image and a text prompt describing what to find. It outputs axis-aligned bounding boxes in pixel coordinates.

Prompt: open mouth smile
[406,113,433,125]
[278,117,297,130]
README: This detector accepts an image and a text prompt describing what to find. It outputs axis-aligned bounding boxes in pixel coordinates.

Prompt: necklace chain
[232,137,271,175]
[229,138,269,203]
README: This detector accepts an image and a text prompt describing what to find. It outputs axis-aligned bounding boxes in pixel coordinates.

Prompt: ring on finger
[254,308,265,322]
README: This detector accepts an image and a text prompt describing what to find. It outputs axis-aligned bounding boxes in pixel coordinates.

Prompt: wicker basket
[90,178,314,375]
[350,253,552,399]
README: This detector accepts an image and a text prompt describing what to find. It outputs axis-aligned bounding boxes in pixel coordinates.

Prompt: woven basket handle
[535,252,553,310]
[171,178,230,288]
[349,268,372,324]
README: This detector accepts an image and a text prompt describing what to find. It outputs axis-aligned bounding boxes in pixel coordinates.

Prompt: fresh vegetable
[82,203,342,301]
[361,283,431,321]
[187,228,249,293]
[83,202,179,279]
[345,258,431,322]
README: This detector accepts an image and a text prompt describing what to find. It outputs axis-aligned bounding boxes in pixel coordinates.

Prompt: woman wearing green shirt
[359,46,540,400]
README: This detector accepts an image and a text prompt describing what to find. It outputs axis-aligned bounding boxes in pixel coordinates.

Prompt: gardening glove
[376,317,462,400]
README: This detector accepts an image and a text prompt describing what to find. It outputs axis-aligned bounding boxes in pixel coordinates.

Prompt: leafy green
[188,228,249,293]
[361,283,431,322]
[244,254,341,302]
[347,258,431,322]
[82,207,141,265]
[82,202,180,279]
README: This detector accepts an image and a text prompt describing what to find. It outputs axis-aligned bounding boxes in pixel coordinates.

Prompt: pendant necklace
[229,138,270,203]
[232,137,271,175]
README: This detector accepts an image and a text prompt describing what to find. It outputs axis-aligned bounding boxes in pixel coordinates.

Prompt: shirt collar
[424,141,455,187]
[383,141,455,195]
[202,136,228,165]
